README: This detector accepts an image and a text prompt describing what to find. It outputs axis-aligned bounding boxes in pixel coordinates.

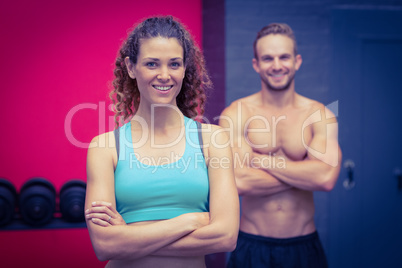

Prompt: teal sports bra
[114,116,209,223]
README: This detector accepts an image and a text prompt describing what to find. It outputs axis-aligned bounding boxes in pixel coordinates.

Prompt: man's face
[253,34,302,92]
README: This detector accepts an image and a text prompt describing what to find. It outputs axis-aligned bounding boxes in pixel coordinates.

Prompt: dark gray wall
[203,0,226,124]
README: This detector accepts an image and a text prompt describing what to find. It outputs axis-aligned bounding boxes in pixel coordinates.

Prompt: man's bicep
[307,115,340,167]
[219,106,251,160]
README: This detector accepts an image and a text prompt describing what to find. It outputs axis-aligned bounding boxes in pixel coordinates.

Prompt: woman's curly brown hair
[110,16,212,127]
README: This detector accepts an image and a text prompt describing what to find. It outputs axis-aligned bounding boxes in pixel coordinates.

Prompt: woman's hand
[85,201,126,227]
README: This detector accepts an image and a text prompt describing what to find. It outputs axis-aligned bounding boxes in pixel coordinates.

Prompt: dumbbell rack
[0,177,87,230]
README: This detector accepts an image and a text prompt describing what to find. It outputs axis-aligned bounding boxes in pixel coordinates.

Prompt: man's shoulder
[222,93,259,114]
[296,94,337,122]
[296,94,325,111]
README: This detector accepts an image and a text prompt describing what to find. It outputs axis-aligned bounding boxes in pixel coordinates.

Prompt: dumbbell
[19,178,56,226]
[59,180,86,222]
[0,178,17,226]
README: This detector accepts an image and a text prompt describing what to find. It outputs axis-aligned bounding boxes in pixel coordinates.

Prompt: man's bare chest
[245,108,313,160]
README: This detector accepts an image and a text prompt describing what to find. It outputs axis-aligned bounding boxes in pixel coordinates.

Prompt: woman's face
[126,37,186,108]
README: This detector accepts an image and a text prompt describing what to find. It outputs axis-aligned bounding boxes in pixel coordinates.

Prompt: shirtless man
[220,23,341,268]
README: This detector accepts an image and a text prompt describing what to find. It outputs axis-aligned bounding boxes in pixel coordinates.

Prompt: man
[220,23,341,268]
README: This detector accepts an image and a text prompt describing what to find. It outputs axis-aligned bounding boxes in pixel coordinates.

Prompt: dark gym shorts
[227,231,328,268]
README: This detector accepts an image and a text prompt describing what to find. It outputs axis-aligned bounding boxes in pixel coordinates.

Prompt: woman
[85,16,239,268]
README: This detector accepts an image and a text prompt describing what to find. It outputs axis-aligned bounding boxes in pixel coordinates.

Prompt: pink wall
[0,0,202,266]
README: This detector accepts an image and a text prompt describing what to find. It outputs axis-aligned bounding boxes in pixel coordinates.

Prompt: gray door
[329,9,402,268]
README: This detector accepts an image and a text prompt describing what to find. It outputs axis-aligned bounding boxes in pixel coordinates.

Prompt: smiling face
[125,37,185,108]
[253,34,302,92]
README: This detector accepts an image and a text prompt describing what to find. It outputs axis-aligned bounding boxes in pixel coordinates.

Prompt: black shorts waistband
[238,230,319,246]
